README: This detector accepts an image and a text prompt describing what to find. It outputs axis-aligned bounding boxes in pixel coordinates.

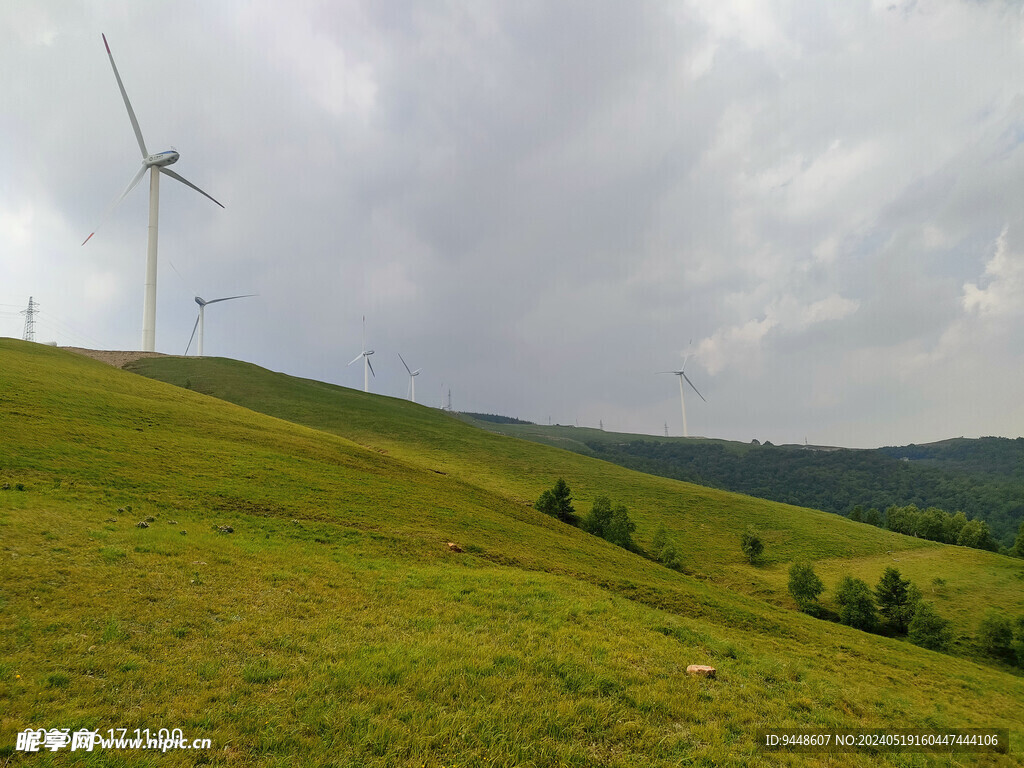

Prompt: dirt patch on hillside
[61,347,170,369]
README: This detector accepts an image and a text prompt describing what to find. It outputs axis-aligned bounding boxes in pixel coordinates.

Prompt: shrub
[659,543,682,571]
[908,602,952,651]
[740,527,763,564]
[788,562,824,614]
[651,524,668,559]
[535,478,577,525]
[978,611,1015,661]
[836,576,877,632]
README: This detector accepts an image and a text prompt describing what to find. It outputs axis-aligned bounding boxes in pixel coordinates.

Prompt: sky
[3,0,1024,448]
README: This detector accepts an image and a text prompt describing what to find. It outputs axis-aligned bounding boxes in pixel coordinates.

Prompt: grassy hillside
[0,340,1019,766]
[128,355,1024,649]
[463,420,1024,548]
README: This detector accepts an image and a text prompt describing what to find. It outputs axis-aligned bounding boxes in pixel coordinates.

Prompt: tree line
[581,437,1024,549]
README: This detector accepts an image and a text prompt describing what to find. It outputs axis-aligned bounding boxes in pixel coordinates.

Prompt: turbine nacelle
[146,150,180,168]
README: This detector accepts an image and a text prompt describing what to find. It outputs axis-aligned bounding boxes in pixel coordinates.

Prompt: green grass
[0,339,1021,766]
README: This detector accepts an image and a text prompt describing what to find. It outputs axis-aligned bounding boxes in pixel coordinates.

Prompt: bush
[535,478,577,525]
[908,602,952,651]
[659,543,682,571]
[788,562,824,614]
[740,527,764,564]
[651,524,668,559]
[978,611,1015,661]
[836,576,878,632]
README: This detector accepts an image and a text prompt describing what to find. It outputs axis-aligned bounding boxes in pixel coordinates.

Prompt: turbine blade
[81,163,147,245]
[185,313,200,356]
[398,352,412,376]
[159,168,225,208]
[205,294,256,305]
[347,353,363,367]
[366,357,375,377]
[102,34,147,157]
[680,371,706,402]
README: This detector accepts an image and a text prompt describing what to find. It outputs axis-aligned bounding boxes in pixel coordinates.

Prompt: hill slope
[0,340,1019,766]
[460,420,1024,547]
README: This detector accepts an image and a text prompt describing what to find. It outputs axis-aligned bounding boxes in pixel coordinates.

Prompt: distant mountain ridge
[464,421,1024,548]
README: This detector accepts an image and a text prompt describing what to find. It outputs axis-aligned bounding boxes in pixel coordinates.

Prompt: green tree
[978,611,1015,660]
[582,496,613,537]
[946,511,968,544]
[863,507,883,527]
[848,505,864,523]
[957,519,996,551]
[788,562,824,614]
[650,523,668,559]
[660,543,682,571]
[740,527,764,564]
[606,504,636,550]
[535,478,577,525]
[908,602,952,651]
[1014,520,1024,557]
[875,567,916,634]
[836,576,878,632]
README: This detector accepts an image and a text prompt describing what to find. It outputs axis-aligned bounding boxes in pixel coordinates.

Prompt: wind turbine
[398,353,421,402]
[347,316,375,392]
[82,34,224,353]
[657,351,706,438]
[185,293,255,357]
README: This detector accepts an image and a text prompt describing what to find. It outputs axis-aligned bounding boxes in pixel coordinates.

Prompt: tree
[1014,520,1024,558]
[582,496,613,537]
[957,519,996,551]
[875,567,917,634]
[651,523,668,559]
[659,543,682,571]
[946,511,968,544]
[740,527,764,564]
[848,505,864,523]
[908,602,951,651]
[788,562,824,614]
[606,504,636,550]
[836,576,878,632]
[535,478,577,525]
[978,611,1015,661]
[863,507,883,527]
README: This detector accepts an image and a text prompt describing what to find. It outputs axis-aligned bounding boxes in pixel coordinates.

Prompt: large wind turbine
[347,316,375,392]
[657,352,706,438]
[398,353,421,402]
[83,34,224,353]
[185,294,255,357]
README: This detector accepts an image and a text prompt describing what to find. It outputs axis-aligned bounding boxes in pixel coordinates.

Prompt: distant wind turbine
[657,351,706,438]
[398,353,421,403]
[82,34,224,353]
[347,316,375,392]
[185,294,255,357]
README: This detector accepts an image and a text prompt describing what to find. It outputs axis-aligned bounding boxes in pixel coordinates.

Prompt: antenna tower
[447,388,452,412]
[21,297,38,342]
[599,419,604,431]
[664,422,669,437]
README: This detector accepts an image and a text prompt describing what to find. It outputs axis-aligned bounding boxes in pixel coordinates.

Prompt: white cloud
[962,225,1024,318]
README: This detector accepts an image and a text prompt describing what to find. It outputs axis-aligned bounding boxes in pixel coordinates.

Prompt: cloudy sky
[3,0,1024,448]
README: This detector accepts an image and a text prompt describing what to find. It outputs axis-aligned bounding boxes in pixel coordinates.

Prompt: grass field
[1,339,1022,766]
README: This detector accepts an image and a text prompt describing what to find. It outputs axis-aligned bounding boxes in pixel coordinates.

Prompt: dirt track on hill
[61,347,170,369]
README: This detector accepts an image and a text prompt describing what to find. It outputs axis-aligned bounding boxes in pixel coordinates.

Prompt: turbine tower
[398,353,421,403]
[185,294,255,357]
[347,316,375,392]
[83,34,224,353]
[657,352,706,438]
